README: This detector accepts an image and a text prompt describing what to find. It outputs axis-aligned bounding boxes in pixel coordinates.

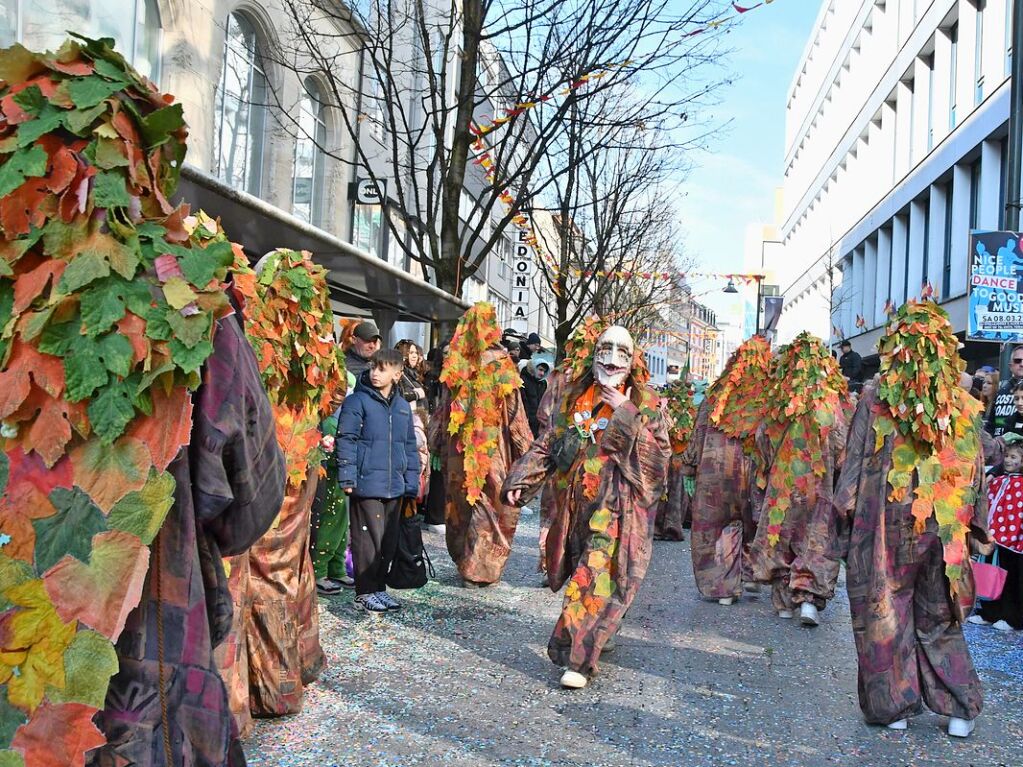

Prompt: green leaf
[108,470,175,545]
[66,76,124,109]
[0,453,8,498]
[0,687,26,749]
[64,345,108,402]
[97,333,133,377]
[91,170,132,209]
[169,338,213,375]
[166,310,211,348]
[63,101,107,135]
[140,104,184,148]
[93,58,129,83]
[92,137,128,169]
[88,381,136,443]
[79,280,127,337]
[0,750,26,767]
[34,486,107,573]
[0,145,47,198]
[47,630,118,709]
[593,572,615,598]
[11,85,45,117]
[58,250,110,293]
[144,305,173,341]
[178,238,234,288]
[14,104,62,147]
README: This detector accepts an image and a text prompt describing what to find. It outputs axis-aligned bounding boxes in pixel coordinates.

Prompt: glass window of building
[949,23,959,130]
[4,0,161,82]
[975,0,985,106]
[293,78,327,227]
[213,12,269,197]
[942,184,953,299]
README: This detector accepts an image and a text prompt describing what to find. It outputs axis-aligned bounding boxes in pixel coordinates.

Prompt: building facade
[773,0,1013,365]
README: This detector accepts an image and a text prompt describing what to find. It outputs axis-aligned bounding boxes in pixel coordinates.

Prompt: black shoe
[375,591,401,611]
[354,593,388,612]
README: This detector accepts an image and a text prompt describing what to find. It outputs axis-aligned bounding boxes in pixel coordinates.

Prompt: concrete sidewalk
[245,515,1022,766]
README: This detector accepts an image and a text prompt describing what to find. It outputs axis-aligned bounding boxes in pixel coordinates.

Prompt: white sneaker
[947,717,975,738]
[799,603,820,627]
[424,523,446,533]
[560,669,587,689]
[992,620,1015,632]
[777,609,794,619]
[718,597,736,606]
[520,506,534,516]
[966,614,991,626]
[886,719,908,731]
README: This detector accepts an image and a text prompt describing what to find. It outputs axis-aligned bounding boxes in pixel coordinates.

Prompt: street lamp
[722,278,764,335]
[723,280,738,294]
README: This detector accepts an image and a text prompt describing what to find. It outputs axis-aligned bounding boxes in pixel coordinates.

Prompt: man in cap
[839,340,864,383]
[346,320,383,380]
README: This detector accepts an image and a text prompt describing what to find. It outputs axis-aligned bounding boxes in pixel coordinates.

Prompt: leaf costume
[833,300,987,726]
[654,379,697,541]
[682,336,771,600]
[0,38,285,766]
[430,303,533,585]
[748,333,848,612]
[502,321,669,677]
[222,245,345,717]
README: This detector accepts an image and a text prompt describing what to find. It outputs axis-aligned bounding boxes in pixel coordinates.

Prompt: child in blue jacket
[337,349,421,612]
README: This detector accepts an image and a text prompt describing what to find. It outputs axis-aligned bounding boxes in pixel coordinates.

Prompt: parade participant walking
[682,336,772,605]
[655,379,698,541]
[432,304,533,586]
[337,350,421,612]
[750,333,848,625]
[987,345,1023,436]
[834,300,987,737]
[0,38,285,766]
[503,323,670,689]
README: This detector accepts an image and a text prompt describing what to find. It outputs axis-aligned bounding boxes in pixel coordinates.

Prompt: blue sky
[676,0,823,319]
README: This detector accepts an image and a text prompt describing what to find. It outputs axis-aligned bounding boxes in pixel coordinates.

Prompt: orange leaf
[0,450,65,562]
[13,259,65,314]
[116,312,151,366]
[124,385,191,472]
[0,341,66,419]
[70,437,151,512]
[47,146,78,195]
[43,530,149,641]
[10,701,106,767]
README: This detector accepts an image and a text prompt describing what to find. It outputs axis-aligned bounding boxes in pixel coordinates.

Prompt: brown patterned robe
[833,384,986,725]
[502,374,670,676]
[654,456,689,541]
[429,349,534,585]
[682,401,757,600]
[749,411,848,612]
[92,311,285,766]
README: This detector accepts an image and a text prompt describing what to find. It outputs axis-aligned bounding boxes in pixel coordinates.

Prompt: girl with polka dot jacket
[973,442,1023,631]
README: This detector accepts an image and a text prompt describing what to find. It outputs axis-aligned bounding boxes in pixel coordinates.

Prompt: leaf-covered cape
[873,300,982,593]
[703,335,772,456]
[217,238,344,489]
[440,302,521,504]
[758,332,847,546]
[663,378,697,454]
[0,38,234,765]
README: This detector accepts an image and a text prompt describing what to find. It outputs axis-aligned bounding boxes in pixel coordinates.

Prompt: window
[942,184,953,299]
[975,1,986,105]
[902,214,911,302]
[969,159,981,228]
[950,23,959,130]
[293,79,327,227]
[213,13,269,197]
[926,54,935,151]
[1001,136,1009,227]
[921,200,930,287]
[5,0,161,81]
[353,204,382,257]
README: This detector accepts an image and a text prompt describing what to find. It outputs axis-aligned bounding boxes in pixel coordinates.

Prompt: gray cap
[354,321,381,341]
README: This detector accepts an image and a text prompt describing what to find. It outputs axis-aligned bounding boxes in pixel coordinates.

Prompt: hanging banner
[511,228,533,332]
[967,230,1023,342]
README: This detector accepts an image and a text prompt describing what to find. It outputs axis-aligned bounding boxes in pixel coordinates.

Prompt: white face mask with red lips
[593,325,634,389]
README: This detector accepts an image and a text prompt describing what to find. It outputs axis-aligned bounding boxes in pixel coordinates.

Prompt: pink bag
[973,554,1008,601]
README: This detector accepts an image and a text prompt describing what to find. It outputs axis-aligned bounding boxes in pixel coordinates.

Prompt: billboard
[968,230,1023,342]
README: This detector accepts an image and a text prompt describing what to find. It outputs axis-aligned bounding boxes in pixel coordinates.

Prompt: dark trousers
[978,546,1023,629]
[350,497,401,595]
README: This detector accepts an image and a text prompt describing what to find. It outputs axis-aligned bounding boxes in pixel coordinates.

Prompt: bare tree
[263,0,730,297]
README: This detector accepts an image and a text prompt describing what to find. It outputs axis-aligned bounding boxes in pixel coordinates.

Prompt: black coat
[520,371,547,436]
[988,377,1023,437]
[839,350,864,382]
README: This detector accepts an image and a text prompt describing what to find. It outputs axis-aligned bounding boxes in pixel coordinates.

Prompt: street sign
[353,178,387,205]
[967,230,1023,342]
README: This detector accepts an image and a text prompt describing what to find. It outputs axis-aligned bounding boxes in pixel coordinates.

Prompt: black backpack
[387,503,435,589]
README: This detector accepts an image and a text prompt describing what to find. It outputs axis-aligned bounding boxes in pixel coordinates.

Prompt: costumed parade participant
[430,303,533,586]
[229,247,346,716]
[749,332,848,625]
[503,323,669,689]
[655,379,698,541]
[0,38,285,765]
[682,336,772,605]
[833,300,987,737]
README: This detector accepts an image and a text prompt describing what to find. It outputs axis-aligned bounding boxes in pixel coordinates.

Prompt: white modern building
[771,0,1014,367]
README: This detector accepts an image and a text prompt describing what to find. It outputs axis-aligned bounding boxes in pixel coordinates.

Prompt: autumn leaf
[32,487,107,575]
[70,437,150,512]
[106,469,174,545]
[46,629,117,709]
[123,385,191,472]
[9,700,105,767]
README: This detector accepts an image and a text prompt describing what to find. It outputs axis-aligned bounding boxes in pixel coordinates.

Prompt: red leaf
[10,701,106,767]
[13,387,88,467]
[125,385,192,472]
[117,312,150,366]
[0,177,48,237]
[13,259,65,314]
[0,449,68,562]
[47,146,78,194]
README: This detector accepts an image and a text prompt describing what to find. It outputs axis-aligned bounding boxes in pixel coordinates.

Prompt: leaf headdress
[662,378,697,454]
[873,300,981,593]
[440,303,520,504]
[0,37,235,762]
[703,335,772,455]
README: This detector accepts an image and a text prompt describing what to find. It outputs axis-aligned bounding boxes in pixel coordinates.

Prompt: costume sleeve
[427,387,450,455]
[404,405,421,496]
[982,429,1004,467]
[680,401,709,477]
[501,429,554,505]
[830,405,851,472]
[194,314,286,557]
[599,396,671,509]
[336,396,363,489]
[831,388,874,561]
[507,390,535,462]
[970,424,991,544]
[535,373,559,435]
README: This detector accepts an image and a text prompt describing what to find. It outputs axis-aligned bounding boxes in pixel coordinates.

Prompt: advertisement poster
[968,230,1023,342]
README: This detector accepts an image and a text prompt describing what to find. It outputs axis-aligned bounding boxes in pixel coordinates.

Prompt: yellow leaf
[161,276,198,310]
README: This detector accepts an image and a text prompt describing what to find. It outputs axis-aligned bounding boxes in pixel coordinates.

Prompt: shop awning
[176,165,469,323]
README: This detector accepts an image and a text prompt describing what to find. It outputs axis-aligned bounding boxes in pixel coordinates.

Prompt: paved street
[246,515,1023,767]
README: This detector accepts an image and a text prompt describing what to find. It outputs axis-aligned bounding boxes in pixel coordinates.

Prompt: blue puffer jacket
[336,372,420,498]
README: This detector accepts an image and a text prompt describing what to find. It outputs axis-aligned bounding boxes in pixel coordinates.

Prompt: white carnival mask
[593,325,634,388]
